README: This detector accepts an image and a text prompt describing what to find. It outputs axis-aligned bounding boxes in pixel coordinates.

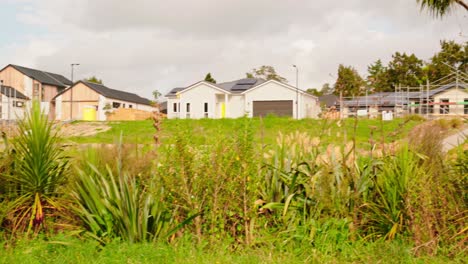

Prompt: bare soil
[58,122,111,137]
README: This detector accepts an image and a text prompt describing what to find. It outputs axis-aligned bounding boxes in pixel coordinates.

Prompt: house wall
[0,95,27,120]
[433,87,468,115]
[228,95,245,118]
[56,83,100,120]
[301,93,320,118]
[176,83,224,119]
[0,66,29,95]
[167,97,179,119]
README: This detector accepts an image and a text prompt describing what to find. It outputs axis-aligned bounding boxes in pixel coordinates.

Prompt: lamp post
[70,63,79,120]
[293,65,299,119]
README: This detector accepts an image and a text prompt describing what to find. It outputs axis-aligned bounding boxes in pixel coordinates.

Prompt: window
[123,103,126,108]
[112,102,121,108]
[186,103,191,118]
[41,86,46,101]
[13,101,24,108]
[439,99,449,114]
[464,99,468,115]
[129,105,133,109]
[33,83,40,98]
[173,103,178,112]
[204,102,208,118]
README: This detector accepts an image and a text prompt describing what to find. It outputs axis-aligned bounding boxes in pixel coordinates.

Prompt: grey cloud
[5,0,466,99]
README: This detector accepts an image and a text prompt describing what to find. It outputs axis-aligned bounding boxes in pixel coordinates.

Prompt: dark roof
[408,82,468,99]
[54,81,152,106]
[7,64,72,88]
[318,94,339,107]
[166,78,267,97]
[165,87,185,97]
[0,85,28,100]
[216,78,266,93]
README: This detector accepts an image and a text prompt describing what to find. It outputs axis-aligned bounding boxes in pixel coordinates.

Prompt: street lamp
[293,65,299,119]
[70,63,80,120]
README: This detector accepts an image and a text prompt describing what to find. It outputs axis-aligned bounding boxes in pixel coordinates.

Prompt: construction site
[333,68,468,119]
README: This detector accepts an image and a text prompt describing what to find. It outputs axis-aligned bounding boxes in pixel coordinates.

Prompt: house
[53,80,154,121]
[165,78,320,119]
[339,82,468,117]
[0,64,72,119]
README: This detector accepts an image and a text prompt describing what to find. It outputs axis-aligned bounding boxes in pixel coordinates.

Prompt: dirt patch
[58,122,111,137]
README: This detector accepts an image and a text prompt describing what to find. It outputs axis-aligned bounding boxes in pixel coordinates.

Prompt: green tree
[152,90,162,101]
[85,76,103,84]
[417,0,468,18]
[334,64,365,97]
[321,83,333,95]
[246,65,288,83]
[386,52,425,88]
[306,88,323,96]
[426,40,468,82]
[204,73,217,83]
[367,59,391,92]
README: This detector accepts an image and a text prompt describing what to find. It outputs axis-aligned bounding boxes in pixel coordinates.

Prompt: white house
[165,78,320,119]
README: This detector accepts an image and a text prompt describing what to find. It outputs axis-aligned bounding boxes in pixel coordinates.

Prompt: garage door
[253,100,293,117]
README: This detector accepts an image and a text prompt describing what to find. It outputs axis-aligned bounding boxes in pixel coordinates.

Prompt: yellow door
[83,106,97,121]
[221,103,226,118]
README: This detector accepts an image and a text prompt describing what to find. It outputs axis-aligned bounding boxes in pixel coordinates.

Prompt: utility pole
[70,63,79,120]
[293,65,299,119]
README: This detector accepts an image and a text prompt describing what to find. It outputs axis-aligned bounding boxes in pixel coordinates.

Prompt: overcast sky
[0,0,466,99]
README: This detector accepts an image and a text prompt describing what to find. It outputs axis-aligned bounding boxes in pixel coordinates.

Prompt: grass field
[0,236,462,264]
[65,117,421,148]
[3,112,465,264]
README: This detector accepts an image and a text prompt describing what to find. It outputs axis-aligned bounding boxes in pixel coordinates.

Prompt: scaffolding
[396,67,468,118]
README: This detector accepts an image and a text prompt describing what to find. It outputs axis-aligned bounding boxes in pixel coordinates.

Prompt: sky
[0,0,466,99]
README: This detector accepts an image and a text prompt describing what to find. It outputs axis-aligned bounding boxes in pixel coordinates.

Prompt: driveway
[442,127,468,152]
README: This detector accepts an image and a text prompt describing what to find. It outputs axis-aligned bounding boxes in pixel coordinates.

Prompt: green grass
[66,117,421,148]
[0,235,463,264]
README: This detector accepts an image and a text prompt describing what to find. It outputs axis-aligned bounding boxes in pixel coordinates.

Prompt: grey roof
[343,92,409,107]
[216,78,266,93]
[165,87,186,97]
[407,82,468,99]
[84,81,152,105]
[319,94,339,107]
[166,78,268,97]
[8,64,72,88]
[0,85,28,100]
[54,81,152,106]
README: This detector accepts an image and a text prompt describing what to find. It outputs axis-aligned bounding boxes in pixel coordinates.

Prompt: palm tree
[417,0,468,17]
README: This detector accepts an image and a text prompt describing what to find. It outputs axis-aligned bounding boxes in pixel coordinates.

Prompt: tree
[306,88,323,96]
[246,65,288,83]
[386,52,425,88]
[417,0,468,18]
[321,83,333,95]
[333,64,365,97]
[85,76,103,84]
[204,73,217,83]
[152,90,162,101]
[426,40,468,82]
[367,59,391,92]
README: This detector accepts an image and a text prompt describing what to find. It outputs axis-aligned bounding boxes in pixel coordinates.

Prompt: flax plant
[3,101,69,235]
